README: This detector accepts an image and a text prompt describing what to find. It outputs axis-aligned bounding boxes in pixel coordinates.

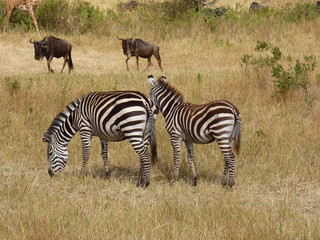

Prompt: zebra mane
[46,97,83,135]
[158,77,184,103]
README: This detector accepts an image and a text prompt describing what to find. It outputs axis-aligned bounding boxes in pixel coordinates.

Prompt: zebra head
[147,75,167,110]
[43,131,69,177]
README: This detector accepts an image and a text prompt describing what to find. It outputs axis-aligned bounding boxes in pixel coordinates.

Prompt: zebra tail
[145,102,158,165]
[230,113,242,155]
[150,114,158,165]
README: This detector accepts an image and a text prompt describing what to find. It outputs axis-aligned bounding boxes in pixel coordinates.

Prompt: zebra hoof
[221,177,228,187]
[104,170,111,180]
[228,179,235,188]
[80,169,88,177]
[169,179,177,185]
[192,177,198,186]
[136,179,150,188]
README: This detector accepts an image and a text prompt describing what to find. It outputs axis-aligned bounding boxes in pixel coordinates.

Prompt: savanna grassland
[1,0,320,239]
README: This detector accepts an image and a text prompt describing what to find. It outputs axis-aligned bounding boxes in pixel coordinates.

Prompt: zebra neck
[160,98,181,119]
[52,123,78,147]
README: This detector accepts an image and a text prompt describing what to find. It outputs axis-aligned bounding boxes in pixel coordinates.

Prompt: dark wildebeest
[120,0,140,11]
[117,37,163,71]
[249,2,267,12]
[317,1,320,11]
[30,35,73,73]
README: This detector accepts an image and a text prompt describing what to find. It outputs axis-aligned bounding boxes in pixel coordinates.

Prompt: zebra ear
[159,75,167,83]
[42,132,50,143]
[147,74,155,87]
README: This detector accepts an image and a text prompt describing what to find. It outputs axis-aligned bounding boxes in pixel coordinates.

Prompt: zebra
[42,91,158,188]
[147,75,241,187]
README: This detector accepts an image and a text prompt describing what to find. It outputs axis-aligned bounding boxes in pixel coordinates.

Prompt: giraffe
[3,0,40,34]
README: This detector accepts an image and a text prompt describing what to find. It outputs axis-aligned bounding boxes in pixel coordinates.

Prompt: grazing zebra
[42,91,157,188]
[147,75,241,187]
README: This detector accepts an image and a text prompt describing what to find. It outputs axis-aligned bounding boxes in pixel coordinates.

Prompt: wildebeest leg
[153,51,163,71]
[136,56,139,71]
[125,57,130,71]
[60,57,67,73]
[47,56,54,73]
[143,57,152,72]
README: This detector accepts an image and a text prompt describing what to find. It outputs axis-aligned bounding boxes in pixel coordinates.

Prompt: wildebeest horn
[117,36,124,40]
[29,39,35,44]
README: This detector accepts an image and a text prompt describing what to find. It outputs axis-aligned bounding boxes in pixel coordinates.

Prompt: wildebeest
[317,1,320,11]
[249,2,267,12]
[118,37,163,71]
[30,35,73,73]
[120,0,140,11]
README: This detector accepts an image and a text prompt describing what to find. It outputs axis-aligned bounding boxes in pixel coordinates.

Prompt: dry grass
[1,1,320,239]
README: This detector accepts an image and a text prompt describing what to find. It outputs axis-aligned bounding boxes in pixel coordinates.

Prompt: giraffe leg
[3,7,14,32]
[27,7,40,35]
[28,6,40,36]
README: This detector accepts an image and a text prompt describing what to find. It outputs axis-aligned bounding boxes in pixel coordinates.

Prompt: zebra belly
[92,125,125,142]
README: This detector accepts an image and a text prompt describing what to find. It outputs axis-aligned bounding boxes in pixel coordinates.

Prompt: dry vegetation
[1,0,320,239]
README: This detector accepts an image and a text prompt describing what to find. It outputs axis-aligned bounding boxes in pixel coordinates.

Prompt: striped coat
[43,91,157,188]
[148,75,241,187]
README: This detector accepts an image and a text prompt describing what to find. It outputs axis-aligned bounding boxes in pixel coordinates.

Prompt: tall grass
[1,1,320,239]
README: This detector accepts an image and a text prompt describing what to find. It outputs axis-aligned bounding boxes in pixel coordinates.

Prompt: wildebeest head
[118,37,135,58]
[30,39,48,60]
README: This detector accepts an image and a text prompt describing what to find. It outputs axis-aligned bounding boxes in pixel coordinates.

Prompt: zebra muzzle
[48,168,54,177]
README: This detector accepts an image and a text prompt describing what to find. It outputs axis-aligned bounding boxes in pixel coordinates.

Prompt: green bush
[242,41,318,109]
[37,0,109,34]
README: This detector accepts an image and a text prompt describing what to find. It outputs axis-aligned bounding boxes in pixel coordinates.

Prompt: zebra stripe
[43,91,157,188]
[148,75,241,187]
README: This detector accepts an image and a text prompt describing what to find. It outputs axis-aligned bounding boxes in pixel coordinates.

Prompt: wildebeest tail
[68,50,74,70]
[230,111,241,155]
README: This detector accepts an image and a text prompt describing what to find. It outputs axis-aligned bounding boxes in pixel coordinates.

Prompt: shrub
[242,41,318,109]
[37,0,108,34]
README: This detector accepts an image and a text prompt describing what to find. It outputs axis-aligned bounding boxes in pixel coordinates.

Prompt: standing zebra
[42,91,157,188]
[147,75,241,187]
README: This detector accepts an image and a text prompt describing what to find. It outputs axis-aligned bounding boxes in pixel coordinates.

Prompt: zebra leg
[80,131,92,176]
[171,136,182,184]
[130,141,150,188]
[185,142,197,186]
[218,140,235,188]
[100,139,110,179]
